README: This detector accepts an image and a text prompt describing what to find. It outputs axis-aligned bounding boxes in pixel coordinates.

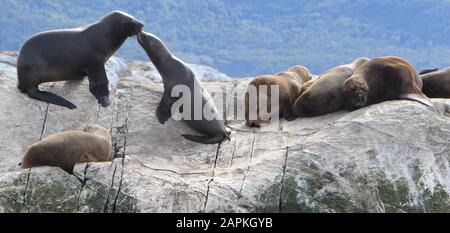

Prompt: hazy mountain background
[2,0,450,77]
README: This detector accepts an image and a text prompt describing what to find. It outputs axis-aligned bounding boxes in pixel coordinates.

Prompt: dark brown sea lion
[342,56,432,110]
[17,11,144,109]
[420,68,450,98]
[137,31,230,144]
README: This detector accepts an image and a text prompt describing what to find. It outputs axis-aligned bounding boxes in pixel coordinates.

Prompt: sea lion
[245,65,314,127]
[137,31,230,144]
[17,11,144,109]
[300,75,319,93]
[342,56,432,110]
[292,57,370,117]
[419,68,450,98]
[21,124,112,174]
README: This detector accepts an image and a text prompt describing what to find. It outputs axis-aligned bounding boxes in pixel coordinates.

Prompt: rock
[0,52,17,67]
[0,52,449,213]
[105,57,132,83]
[0,52,18,76]
[129,60,232,83]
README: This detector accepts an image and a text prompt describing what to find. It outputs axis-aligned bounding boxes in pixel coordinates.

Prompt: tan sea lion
[245,65,314,127]
[20,124,112,174]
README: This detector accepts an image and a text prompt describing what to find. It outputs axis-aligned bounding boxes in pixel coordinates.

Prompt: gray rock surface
[0,52,449,213]
[129,60,232,83]
[105,57,132,83]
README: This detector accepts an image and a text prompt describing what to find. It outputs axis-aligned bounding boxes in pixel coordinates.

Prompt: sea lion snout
[126,20,144,37]
[357,93,366,103]
[133,21,144,35]
[346,91,367,109]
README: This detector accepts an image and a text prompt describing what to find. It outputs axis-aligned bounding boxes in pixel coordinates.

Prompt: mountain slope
[1,0,450,76]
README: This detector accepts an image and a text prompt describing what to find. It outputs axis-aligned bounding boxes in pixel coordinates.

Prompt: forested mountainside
[2,0,450,77]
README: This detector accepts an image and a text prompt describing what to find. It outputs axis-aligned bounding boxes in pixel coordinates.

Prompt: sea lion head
[342,77,369,110]
[288,65,310,75]
[137,31,159,52]
[288,65,314,82]
[102,11,144,37]
[137,31,173,61]
[352,57,370,69]
[84,124,104,132]
[84,124,111,140]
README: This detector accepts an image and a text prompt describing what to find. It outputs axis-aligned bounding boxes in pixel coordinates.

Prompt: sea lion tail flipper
[419,68,439,75]
[27,88,77,110]
[400,93,433,107]
[182,134,225,144]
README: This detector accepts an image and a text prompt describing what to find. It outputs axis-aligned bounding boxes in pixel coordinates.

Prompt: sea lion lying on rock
[292,57,370,117]
[245,65,314,127]
[20,124,112,174]
[342,56,432,110]
[419,68,450,98]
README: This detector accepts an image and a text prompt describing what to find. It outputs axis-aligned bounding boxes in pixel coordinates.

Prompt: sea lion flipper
[156,89,177,124]
[27,88,77,110]
[182,134,225,144]
[86,65,111,107]
[156,101,171,124]
[419,68,439,75]
[400,93,433,107]
[282,105,296,121]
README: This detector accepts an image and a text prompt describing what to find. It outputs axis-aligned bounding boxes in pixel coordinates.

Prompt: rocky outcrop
[0,52,449,213]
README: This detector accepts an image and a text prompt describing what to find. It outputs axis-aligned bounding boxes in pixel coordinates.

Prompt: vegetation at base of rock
[422,185,450,213]
[279,177,365,213]
[376,171,450,213]
[376,173,412,213]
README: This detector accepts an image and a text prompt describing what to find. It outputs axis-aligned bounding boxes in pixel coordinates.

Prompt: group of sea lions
[13,11,450,174]
[245,56,450,127]
[16,11,229,173]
